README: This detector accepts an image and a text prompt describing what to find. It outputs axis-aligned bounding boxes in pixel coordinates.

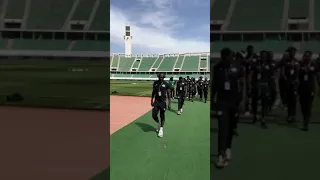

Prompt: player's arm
[238,66,245,91]
[212,66,219,97]
[315,63,320,89]
[281,64,287,80]
[175,82,178,95]
[248,66,253,91]
[166,83,171,103]
[151,83,156,106]
[295,63,300,86]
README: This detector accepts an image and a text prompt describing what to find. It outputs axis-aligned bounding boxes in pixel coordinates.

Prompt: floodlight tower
[124,24,132,57]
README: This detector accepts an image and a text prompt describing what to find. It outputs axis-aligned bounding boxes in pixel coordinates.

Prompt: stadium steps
[111,54,119,68]
[63,0,80,29]
[315,0,320,30]
[151,55,164,70]
[0,0,7,28]
[72,40,108,51]
[27,0,75,29]
[67,40,76,50]
[281,0,289,30]
[90,0,109,30]
[157,56,178,71]
[22,0,31,28]
[137,56,157,71]
[72,0,95,20]
[118,56,135,71]
[228,0,284,30]
[131,58,141,69]
[221,0,236,30]
[6,39,13,49]
[200,58,207,68]
[173,54,184,69]
[11,39,69,50]
[181,55,200,71]
[309,0,315,30]
[211,0,231,20]
[288,0,309,18]
[86,0,99,30]
[5,0,26,19]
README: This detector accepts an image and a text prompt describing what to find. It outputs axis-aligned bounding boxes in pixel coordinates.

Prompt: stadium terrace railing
[110,77,209,81]
[0,28,109,33]
[210,53,319,59]
[0,50,108,57]
[111,52,210,56]
[210,31,320,41]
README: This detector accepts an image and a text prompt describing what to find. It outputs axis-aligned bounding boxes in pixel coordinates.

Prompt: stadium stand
[110,53,210,80]
[228,0,284,30]
[0,0,109,51]
[211,0,320,59]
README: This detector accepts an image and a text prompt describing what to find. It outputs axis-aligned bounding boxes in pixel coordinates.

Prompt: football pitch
[211,92,320,179]
[105,80,320,180]
[110,80,210,180]
[0,59,109,110]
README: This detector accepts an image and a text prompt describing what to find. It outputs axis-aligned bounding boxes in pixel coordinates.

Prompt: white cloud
[110,0,209,54]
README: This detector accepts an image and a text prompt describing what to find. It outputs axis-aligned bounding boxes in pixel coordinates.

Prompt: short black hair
[246,45,253,50]
[158,73,165,78]
[286,46,297,53]
[304,50,313,55]
[220,47,232,59]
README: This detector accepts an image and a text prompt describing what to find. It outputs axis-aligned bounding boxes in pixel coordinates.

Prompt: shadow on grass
[89,168,109,180]
[135,122,156,132]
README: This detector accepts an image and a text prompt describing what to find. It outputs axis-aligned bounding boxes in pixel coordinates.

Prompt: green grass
[110,80,210,100]
[110,100,210,180]
[0,59,109,110]
[211,123,320,179]
[90,168,109,180]
[211,94,320,179]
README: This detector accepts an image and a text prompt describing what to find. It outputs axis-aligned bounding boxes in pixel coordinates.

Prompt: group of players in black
[212,45,320,168]
[151,73,210,138]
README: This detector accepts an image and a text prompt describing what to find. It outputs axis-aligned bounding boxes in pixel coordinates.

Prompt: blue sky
[110,0,210,54]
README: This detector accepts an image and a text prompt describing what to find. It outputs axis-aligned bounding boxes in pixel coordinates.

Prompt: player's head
[158,73,165,82]
[179,76,183,81]
[205,77,208,81]
[220,47,233,61]
[260,50,268,61]
[303,51,313,62]
[187,76,190,79]
[286,46,297,58]
[170,77,173,81]
[246,45,254,54]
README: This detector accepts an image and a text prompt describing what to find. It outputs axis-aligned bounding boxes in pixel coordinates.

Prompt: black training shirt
[203,80,209,91]
[176,80,186,95]
[283,60,300,86]
[189,81,196,91]
[198,80,204,90]
[213,61,245,106]
[153,80,170,102]
[299,61,319,92]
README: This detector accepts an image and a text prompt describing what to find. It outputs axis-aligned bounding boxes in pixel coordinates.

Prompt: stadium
[211,0,320,179]
[110,25,210,179]
[0,1,108,179]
